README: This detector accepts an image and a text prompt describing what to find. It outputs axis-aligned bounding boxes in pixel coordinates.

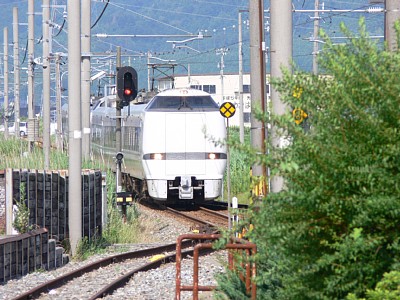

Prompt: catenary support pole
[28,0,35,151]
[238,11,245,144]
[42,0,51,169]
[81,0,91,160]
[68,0,82,256]
[13,7,20,137]
[3,27,9,139]
[313,0,319,75]
[385,0,400,51]
[55,54,63,151]
[270,0,292,193]
[249,0,267,198]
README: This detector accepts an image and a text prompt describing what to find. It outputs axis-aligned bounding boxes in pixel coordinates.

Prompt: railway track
[145,199,249,234]
[12,241,212,300]
[163,205,229,232]
[10,202,246,299]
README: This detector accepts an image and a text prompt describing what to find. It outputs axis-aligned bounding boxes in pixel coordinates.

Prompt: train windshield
[146,96,219,111]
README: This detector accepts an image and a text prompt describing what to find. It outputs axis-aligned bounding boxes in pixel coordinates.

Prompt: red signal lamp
[124,89,132,96]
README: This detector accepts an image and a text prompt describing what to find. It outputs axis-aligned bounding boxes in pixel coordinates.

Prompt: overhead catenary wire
[53,19,65,37]
[106,1,194,34]
[91,0,109,29]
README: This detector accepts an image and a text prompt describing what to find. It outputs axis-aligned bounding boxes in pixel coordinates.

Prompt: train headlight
[153,153,163,160]
[143,153,165,160]
[206,153,227,159]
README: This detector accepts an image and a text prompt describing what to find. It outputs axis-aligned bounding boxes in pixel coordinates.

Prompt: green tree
[217,19,400,299]
[347,271,400,300]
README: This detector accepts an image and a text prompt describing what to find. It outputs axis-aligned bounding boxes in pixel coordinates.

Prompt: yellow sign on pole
[292,108,308,125]
[220,102,236,118]
[293,86,303,99]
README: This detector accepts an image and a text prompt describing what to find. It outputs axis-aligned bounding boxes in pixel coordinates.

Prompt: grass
[0,134,142,259]
[0,135,69,170]
[219,126,253,205]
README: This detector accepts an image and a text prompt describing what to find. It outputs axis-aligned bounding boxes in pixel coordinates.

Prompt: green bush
[226,127,252,198]
[347,271,400,300]
[13,183,34,233]
[217,19,400,299]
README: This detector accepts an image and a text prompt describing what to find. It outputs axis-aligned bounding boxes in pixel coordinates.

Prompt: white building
[158,73,270,127]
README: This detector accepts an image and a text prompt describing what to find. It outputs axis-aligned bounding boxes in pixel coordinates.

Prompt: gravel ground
[0,203,227,300]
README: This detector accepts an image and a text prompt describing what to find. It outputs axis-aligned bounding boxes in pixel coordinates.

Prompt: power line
[106,1,193,34]
[91,0,109,29]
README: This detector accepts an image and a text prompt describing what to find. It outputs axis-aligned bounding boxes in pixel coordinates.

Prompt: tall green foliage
[218,19,400,299]
[226,126,252,197]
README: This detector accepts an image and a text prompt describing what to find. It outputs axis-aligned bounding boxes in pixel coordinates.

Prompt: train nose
[179,176,193,199]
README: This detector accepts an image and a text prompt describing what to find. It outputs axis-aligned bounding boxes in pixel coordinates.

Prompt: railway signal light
[116,66,138,107]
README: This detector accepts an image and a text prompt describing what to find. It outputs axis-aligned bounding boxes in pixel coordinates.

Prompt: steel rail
[165,206,218,228]
[198,206,229,219]
[12,241,194,300]
[88,247,213,299]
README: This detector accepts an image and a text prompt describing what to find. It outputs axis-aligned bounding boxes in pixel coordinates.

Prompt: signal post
[115,47,122,192]
[115,48,138,219]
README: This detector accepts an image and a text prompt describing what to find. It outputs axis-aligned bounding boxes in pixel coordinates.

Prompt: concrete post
[270,0,292,193]
[55,54,63,151]
[28,0,35,151]
[68,0,82,256]
[3,27,9,139]
[313,0,319,75]
[238,11,245,144]
[42,0,51,169]
[385,0,400,51]
[13,7,20,137]
[249,0,267,197]
[81,0,91,160]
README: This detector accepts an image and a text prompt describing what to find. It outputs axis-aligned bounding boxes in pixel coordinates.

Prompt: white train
[90,88,227,203]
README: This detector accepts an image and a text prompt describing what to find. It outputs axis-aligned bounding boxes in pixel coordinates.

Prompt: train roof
[145,88,219,111]
[156,87,212,97]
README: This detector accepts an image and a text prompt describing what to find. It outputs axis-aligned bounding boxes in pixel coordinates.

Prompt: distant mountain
[0,0,385,102]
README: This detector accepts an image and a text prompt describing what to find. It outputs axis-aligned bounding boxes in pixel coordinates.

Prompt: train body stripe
[143,152,227,160]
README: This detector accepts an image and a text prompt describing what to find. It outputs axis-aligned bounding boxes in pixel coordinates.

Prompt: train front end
[142,88,227,202]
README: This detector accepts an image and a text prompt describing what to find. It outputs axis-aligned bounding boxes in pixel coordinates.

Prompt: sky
[0,0,386,98]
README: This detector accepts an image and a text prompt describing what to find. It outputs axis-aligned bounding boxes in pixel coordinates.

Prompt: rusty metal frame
[176,233,257,300]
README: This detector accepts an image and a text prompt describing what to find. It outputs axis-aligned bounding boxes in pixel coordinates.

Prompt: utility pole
[270,0,292,193]
[55,54,63,151]
[238,11,245,144]
[3,27,9,139]
[81,0,91,160]
[13,7,20,137]
[43,0,51,170]
[27,0,35,151]
[249,0,267,197]
[147,51,151,91]
[68,0,82,257]
[216,47,228,103]
[313,0,320,75]
[385,0,400,51]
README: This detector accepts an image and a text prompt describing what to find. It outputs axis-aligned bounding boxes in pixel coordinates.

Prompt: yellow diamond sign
[292,108,308,125]
[220,102,236,118]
